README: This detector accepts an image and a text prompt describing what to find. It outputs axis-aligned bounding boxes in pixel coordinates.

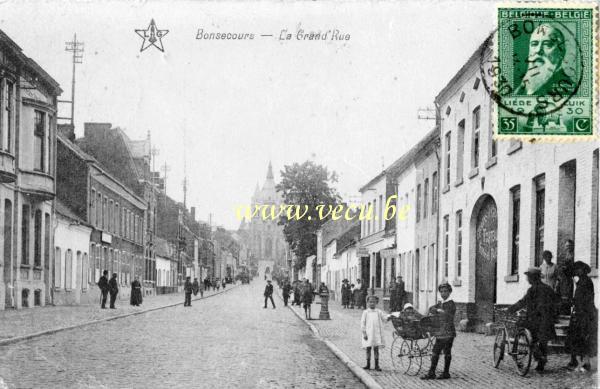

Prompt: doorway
[474,196,498,325]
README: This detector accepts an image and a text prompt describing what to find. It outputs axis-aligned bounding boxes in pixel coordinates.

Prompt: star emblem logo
[135,19,169,52]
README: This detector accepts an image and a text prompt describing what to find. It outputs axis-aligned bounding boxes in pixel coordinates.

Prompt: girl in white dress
[361,295,391,371]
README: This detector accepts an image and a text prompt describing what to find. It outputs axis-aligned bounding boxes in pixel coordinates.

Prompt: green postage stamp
[488,4,597,140]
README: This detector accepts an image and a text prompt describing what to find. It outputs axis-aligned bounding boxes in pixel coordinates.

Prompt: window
[457,120,465,180]
[431,172,438,215]
[2,80,14,152]
[90,189,96,226]
[65,249,72,290]
[534,175,545,266]
[78,251,84,291]
[102,197,107,230]
[372,200,376,234]
[34,110,45,171]
[108,200,113,232]
[416,184,421,222]
[21,205,30,265]
[96,192,102,228]
[423,179,429,218]
[115,203,119,236]
[54,247,61,287]
[375,253,382,288]
[4,200,12,285]
[510,186,521,275]
[34,210,42,267]
[443,215,449,278]
[456,210,462,278]
[444,132,451,187]
[367,203,371,235]
[89,244,95,283]
[378,194,383,231]
[472,107,481,169]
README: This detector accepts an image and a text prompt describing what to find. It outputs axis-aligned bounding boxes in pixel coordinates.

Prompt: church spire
[266,161,274,180]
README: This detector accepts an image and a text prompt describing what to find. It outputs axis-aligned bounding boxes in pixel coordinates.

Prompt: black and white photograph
[0,1,597,388]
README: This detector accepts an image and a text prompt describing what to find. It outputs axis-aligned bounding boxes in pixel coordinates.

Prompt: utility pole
[59,34,84,124]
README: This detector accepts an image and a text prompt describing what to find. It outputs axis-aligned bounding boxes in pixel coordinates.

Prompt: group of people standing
[340,279,370,309]
[97,270,143,309]
[506,240,597,373]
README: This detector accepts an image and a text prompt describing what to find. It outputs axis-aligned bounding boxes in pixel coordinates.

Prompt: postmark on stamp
[480,4,597,140]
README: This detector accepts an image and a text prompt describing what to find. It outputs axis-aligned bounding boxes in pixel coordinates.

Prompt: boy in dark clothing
[97,270,109,309]
[422,282,456,380]
[263,280,275,308]
[108,273,119,309]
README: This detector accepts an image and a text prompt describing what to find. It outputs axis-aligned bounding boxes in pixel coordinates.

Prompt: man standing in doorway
[97,270,109,309]
[108,273,119,309]
[395,276,406,310]
[557,239,575,315]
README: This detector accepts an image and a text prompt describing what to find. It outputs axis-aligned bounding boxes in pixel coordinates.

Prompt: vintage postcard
[0,1,597,389]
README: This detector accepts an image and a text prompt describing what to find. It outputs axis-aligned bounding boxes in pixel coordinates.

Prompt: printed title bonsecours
[195,28,351,41]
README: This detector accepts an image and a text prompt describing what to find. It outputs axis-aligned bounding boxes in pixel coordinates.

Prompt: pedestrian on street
[97,270,109,309]
[282,280,292,307]
[130,276,143,306]
[352,283,361,309]
[292,281,301,306]
[388,277,398,312]
[395,276,406,311]
[349,284,356,308]
[184,276,193,307]
[358,279,368,309]
[421,282,456,380]
[216,278,221,291]
[506,267,556,373]
[193,277,200,297]
[341,279,351,308]
[556,239,575,315]
[361,295,391,371]
[263,280,275,309]
[108,273,119,309]
[540,250,558,290]
[222,278,226,289]
[302,280,313,319]
[565,261,597,372]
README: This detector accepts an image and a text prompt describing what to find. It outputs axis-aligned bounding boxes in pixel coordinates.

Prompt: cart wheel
[512,329,532,376]
[391,337,412,374]
[406,340,423,376]
[493,328,505,368]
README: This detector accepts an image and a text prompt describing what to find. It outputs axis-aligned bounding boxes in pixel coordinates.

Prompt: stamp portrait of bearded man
[515,23,575,97]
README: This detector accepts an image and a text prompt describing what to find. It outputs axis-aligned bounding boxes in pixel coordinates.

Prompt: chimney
[84,122,112,139]
[191,207,196,221]
[57,124,75,142]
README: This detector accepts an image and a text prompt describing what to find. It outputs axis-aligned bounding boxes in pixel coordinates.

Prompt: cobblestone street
[0,282,363,389]
[286,293,597,389]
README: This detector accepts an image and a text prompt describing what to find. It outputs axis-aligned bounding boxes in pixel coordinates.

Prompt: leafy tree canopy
[275,161,341,270]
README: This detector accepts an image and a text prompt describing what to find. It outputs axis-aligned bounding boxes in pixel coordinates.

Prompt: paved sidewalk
[285,293,597,389]
[0,284,237,342]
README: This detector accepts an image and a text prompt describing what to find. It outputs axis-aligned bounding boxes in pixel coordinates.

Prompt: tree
[276,161,341,270]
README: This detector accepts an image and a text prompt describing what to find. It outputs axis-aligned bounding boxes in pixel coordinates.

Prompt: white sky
[0,0,495,229]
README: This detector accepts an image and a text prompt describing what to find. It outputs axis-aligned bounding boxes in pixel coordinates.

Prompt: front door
[475,197,498,326]
[360,257,370,289]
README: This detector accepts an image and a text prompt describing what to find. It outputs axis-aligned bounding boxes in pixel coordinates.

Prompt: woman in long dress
[130,276,143,306]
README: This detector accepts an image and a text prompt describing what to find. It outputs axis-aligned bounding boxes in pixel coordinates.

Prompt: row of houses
[0,29,237,310]
[318,35,598,332]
